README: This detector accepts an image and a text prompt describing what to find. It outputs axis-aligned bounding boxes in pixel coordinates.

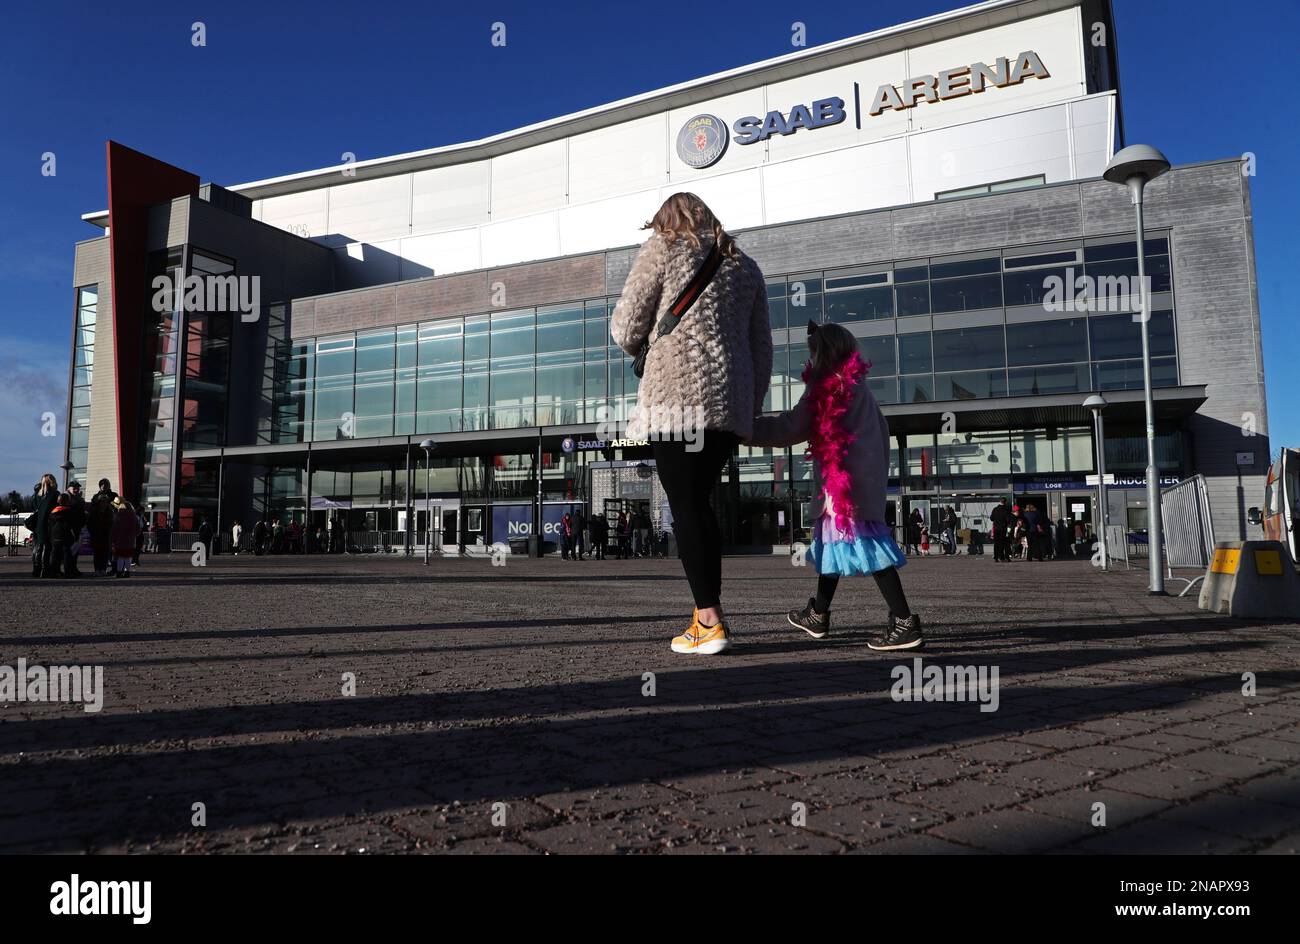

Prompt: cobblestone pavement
[2,550,1298,854]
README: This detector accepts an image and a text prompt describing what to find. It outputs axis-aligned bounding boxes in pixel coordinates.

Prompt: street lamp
[1104,144,1171,594]
[419,439,436,565]
[1084,394,1109,570]
[60,460,74,489]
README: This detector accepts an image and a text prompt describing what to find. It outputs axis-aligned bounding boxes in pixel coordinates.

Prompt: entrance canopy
[881,385,1207,435]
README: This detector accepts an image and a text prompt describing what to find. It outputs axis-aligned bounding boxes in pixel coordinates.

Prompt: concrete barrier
[1197,540,1300,619]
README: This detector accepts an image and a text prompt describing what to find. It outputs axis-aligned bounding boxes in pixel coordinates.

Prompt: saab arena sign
[868,51,1050,116]
[674,51,1048,167]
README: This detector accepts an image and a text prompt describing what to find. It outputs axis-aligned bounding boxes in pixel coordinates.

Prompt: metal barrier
[1160,474,1216,597]
[1105,524,1130,568]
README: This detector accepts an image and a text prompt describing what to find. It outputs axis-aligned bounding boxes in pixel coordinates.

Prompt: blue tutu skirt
[807,517,907,577]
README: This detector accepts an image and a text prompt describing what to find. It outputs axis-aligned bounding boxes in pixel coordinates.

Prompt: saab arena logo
[676,114,729,169]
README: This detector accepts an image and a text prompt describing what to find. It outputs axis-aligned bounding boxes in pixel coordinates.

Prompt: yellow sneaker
[670,614,731,655]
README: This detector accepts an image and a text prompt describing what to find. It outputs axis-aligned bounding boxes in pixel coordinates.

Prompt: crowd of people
[893,499,1093,561]
[227,517,346,555]
[557,508,657,561]
[26,476,151,578]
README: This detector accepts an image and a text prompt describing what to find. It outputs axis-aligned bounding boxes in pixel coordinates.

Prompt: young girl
[110,500,141,578]
[750,321,923,650]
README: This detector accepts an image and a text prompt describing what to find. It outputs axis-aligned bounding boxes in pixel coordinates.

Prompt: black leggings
[814,567,910,617]
[652,432,737,610]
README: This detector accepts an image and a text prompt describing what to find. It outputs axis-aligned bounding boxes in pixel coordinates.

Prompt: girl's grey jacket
[748,378,891,524]
[611,230,772,441]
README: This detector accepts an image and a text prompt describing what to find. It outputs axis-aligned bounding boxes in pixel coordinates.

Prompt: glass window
[1007,364,1090,396]
[786,277,822,325]
[935,175,1045,200]
[1093,357,1178,391]
[490,309,534,372]
[768,295,788,331]
[1089,311,1175,360]
[934,369,1007,400]
[894,280,930,317]
[899,375,934,403]
[825,283,892,323]
[536,303,584,354]
[930,256,1003,313]
[1003,266,1074,307]
[858,335,896,376]
[899,332,932,374]
[1083,238,1169,263]
[1003,250,1079,270]
[933,325,1005,372]
[1006,318,1088,366]
[868,376,898,404]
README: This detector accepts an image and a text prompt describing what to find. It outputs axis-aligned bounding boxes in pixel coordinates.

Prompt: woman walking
[611,192,772,655]
[750,322,922,650]
[31,473,59,577]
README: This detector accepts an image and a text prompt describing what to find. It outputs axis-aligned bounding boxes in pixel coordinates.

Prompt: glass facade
[264,234,1178,442]
[140,248,184,509]
[66,284,97,486]
[267,299,634,443]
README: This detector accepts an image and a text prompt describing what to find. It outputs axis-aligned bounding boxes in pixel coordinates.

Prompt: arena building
[65,0,1269,552]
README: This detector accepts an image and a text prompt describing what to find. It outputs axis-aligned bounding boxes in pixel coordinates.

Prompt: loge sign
[675,50,1048,168]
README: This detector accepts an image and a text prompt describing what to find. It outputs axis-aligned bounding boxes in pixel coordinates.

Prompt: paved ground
[1,548,1298,854]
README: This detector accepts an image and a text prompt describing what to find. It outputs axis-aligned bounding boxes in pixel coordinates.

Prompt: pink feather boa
[801,352,870,534]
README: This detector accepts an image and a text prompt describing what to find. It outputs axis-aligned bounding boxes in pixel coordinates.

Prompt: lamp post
[1084,394,1109,570]
[419,438,436,565]
[60,460,74,489]
[1103,144,1171,594]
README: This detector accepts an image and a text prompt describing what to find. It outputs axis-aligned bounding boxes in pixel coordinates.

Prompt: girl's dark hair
[806,321,859,378]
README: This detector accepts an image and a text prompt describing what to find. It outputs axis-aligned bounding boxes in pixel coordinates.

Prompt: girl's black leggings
[814,567,910,617]
[651,432,737,610]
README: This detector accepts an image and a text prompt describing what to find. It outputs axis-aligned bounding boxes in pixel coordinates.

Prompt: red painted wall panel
[105,141,199,502]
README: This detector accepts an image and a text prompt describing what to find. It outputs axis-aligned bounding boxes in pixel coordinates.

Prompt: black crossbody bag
[632,242,724,378]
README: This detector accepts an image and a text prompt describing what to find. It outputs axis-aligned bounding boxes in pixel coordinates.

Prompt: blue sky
[0,0,1294,495]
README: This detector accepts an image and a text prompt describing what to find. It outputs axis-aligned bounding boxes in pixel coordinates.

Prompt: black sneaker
[868,613,924,651]
[787,598,831,639]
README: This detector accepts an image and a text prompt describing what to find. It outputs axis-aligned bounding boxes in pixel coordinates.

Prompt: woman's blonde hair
[643,192,739,258]
[38,473,57,495]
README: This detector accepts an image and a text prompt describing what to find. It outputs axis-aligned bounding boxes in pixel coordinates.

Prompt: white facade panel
[242,6,1111,282]
[257,189,329,239]
[568,114,668,204]
[905,8,1085,131]
[326,174,412,244]
[662,170,764,231]
[412,161,490,231]
[400,228,482,278]
[762,138,911,225]
[480,211,561,267]
[908,102,1073,201]
[559,190,661,257]
[1069,94,1114,180]
[490,139,567,221]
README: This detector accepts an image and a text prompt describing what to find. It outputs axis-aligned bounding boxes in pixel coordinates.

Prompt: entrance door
[1060,492,1093,533]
